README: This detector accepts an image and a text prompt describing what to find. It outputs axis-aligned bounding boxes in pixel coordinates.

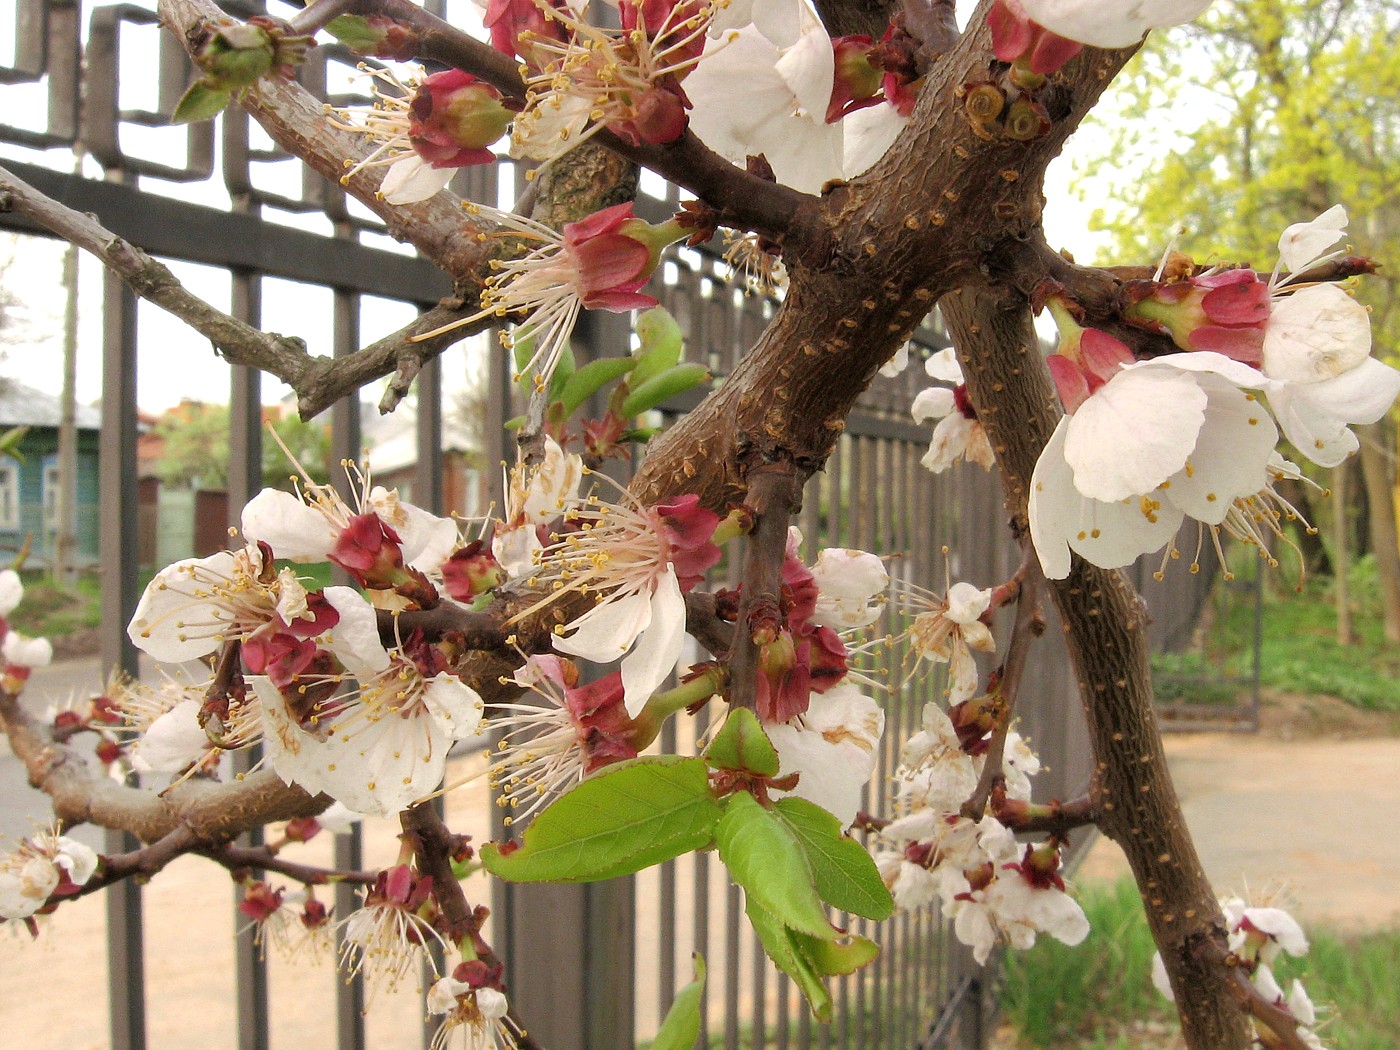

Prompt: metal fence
[0,2,1224,1048]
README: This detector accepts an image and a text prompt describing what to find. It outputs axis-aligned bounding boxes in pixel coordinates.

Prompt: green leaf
[480,757,721,883]
[172,81,231,124]
[558,357,638,416]
[704,708,779,777]
[651,955,707,1050]
[630,307,684,388]
[324,14,381,51]
[774,798,894,921]
[792,929,880,976]
[619,363,710,418]
[546,342,578,399]
[715,792,830,939]
[745,897,832,1022]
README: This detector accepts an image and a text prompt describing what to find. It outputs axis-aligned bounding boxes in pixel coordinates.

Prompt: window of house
[43,462,60,527]
[0,462,17,530]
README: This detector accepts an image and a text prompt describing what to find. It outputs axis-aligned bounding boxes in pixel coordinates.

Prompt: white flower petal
[1263,284,1372,385]
[553,588,654,664]
[380,156,455,206]
[1278,204,1348,274]
[2,632,51,668]
[131,699,209,773]
[322,586,391,678]
[424,673,485,741]
[921,413,974,474]
[911,387,956,424]
[0,570,22,616]
[126,552,240,663]
[925,348,964,382]
[767,683,883,825]
[620,569,687,716]
[241,489,337,562]
[54,838,99,886]
[1018,0,1215,48]
[1064,367,1206,502]
[1164,379,1276,524]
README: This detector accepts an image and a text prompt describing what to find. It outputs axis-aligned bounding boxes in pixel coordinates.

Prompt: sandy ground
[3,662,1397,1048]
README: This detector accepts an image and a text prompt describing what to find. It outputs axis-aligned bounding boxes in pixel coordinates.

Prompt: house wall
[0,427,101,567]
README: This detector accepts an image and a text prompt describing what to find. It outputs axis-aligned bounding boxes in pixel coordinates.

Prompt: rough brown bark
[939,284,1253,1050]
[635,9,1139,503]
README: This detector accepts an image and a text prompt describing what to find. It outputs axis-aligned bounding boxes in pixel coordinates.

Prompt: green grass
[1000,879,1173,1047]
[1216,560,1400,712]
[1150,552,1400,713]
[999,878,1400,1048]
[11,571,103,638]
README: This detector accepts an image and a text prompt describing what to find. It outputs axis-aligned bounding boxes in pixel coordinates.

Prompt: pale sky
[0,0,1122,415]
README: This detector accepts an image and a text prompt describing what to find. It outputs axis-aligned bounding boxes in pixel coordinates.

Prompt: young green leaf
[745,897,832,1021]
[619,363,710,418]
[650,954,707,1050]
[630,307,684,388]
[774,798,894,921]
[558,357,638,416]
[172,82,232,125]
[791,928,880,976]
[480,757,721,883]
[703,707,780,777]
[324,14,382,51]
[715,792,831,939]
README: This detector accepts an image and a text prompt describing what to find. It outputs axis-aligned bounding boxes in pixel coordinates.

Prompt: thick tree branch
[633,3,1139,507]
[940,280,1252,1050]
[0,686,327,845]
[724,467,801,712]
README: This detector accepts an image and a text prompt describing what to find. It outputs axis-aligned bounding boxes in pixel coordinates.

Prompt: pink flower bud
[483,0,569,68]
[1127,268,1269,365]
[986,0,1083,77]
[827,35,882,123]
[408,70,512,168]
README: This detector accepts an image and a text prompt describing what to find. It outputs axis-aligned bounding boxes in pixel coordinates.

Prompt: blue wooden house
[0,380,102,568]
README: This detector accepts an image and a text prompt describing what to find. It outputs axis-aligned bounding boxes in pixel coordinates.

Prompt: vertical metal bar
[412,341,447,1050]
[723,881,741,1050]
[692,706,712,1050]
[658,718,678,1025]
[229,272,270,1050]
[100,265,146,1050]
[414,354,445,514]
[331,286,368,1050]
[750,934,766,1048]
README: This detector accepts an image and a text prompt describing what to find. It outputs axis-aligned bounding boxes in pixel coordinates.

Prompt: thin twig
[0,164,317,389]
[399,803,547,1050]
[285,0,355,35]
[961,554,1045,819]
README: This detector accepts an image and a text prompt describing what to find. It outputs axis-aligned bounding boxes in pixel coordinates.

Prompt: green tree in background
[1077,0,1400,642]
[156,403,331,492]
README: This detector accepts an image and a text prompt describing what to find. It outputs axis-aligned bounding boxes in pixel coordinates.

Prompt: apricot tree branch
[0,685,328,845]
[0,164,318,389]
[961,556,1044,819]
[724,467,801,712]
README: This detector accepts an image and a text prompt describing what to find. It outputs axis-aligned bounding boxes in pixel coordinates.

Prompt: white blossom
[766,683,884,825]
[1016,0,1216,49]
[809,548,888,630]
